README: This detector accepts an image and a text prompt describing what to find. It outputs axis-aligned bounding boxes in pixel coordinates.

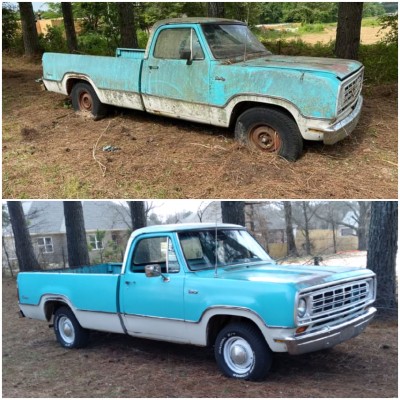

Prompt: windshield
[178,229,273,271]
[202,24,271,61]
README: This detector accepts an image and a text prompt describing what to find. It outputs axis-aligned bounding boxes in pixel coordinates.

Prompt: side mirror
[180,50,193,65]
[145,264,170,282]
[145,264,161,277]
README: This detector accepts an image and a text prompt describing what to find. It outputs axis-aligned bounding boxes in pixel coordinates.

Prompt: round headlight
[297,298,307,318]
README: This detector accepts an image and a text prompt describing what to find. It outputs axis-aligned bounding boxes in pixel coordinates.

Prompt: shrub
[39,26,68,53]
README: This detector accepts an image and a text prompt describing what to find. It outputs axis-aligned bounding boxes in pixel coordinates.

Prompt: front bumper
[323,96,363,145]
[282,306,376,355]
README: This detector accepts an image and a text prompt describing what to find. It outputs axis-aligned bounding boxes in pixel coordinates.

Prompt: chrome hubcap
[59,316,75,344]
[224,336,254,374]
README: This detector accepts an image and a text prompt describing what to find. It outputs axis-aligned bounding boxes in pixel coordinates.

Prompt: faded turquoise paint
[209,61,341,118]
[42,53,143,93]
[42,20,362,121]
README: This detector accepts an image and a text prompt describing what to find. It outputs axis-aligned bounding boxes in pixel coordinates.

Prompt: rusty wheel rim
[78,91,93,112]
[249,125,282,152]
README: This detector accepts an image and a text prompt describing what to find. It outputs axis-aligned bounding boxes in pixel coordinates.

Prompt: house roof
[6,201,131,235]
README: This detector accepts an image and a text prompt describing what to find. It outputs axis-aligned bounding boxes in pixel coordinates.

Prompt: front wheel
[54,306,89,349]
[71,82,107,120]
[235,107,303,161]
[214,322,273,381]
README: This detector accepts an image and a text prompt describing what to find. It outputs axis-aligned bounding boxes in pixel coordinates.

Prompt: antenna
[244,26,248,62]
[244,4,250,62]
[214,220,218,277]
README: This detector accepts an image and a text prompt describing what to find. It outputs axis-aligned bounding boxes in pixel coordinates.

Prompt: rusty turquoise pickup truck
[17,223,376,381]
[42,18,364,161]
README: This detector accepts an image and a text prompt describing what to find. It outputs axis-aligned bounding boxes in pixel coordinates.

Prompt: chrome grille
[298,277,375,326]
[312,281,368,313]
[338,69,364,115]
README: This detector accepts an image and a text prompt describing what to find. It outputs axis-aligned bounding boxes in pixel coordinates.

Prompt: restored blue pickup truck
[18,223,376,380]
[42,18,364,161]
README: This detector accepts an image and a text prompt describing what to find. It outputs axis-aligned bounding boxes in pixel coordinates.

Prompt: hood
[237,55,363,80]
[194,262,373,290]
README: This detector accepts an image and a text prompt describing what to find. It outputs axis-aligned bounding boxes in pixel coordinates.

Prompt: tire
[54,306,89,349]
[71,82,107,120]
[214,322,273,381]
[235,107,303,162]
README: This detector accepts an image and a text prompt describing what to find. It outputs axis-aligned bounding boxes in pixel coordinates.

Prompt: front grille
[298,277,375,326]
[338,69,364,115]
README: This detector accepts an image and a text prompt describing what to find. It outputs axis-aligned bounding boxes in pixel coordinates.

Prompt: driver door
[142,26,211,123]
[120,234,185,340]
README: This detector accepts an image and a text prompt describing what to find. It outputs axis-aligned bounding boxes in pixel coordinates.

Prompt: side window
[131,237,180,273]
[153,28,204,60]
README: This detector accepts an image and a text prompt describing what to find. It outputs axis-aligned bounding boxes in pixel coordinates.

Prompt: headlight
[297,298,307,318]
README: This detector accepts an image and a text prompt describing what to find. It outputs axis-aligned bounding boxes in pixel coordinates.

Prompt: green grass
[362,16,381,28]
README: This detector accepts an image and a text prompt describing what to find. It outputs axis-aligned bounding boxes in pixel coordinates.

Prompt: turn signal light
[296,326,308,334]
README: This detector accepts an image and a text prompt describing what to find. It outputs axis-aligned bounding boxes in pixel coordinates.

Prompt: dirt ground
[301,26,388,45]
[2,277,397,398]
[2,55,398,199]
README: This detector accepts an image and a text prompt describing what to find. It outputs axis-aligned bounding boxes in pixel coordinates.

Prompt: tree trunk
[208,2,225,18]
[7,201,40,272]
[2,236,14,276]
[284,202,298,257]
[63,201,90,268]
[118,2,138,48]
[357,201,371,250]
[302,202,312,255]
[366,202,398,314]
[335,2,363,59]
[128,201,147,231]
[331,223,337,253]
[61,2,78,53]
[221,201,245,226]
[18,2,41,57]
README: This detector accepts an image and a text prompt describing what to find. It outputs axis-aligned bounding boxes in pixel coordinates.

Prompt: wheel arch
[229,100,298,130]
[63,74,99,98]
[202,308,271,348]
[42,295,76,322]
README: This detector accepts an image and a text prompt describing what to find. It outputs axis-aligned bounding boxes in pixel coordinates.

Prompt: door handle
[125,281,135,285]
[149,66,159,70]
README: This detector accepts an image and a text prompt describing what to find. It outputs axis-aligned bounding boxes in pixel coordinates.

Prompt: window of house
[89,234,103,250]
[340,228,356,237]
[154,28,204,60]
[37,237,54,253]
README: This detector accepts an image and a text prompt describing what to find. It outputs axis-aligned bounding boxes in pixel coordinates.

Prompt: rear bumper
[282,306,376,355]
[323,96,363,145]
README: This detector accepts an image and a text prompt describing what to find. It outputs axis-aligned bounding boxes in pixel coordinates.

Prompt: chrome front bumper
[323,96,363,145]
[282,307,376,355]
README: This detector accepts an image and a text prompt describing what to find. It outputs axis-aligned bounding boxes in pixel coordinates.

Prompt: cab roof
[131,223,245,238]
[152,17,245,31]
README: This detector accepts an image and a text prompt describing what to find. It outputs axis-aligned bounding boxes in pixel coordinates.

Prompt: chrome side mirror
[145,264,161,277]
[145,264,170,282]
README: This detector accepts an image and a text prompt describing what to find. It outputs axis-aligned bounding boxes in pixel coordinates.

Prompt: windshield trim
[178,228,273,272]
[201,23,270,61]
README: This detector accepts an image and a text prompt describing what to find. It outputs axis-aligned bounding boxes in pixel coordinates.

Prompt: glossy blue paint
[17,223,374,331]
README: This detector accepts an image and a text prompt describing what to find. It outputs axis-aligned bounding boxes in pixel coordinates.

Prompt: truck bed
[17,263,123,316]
[42,52,143,95]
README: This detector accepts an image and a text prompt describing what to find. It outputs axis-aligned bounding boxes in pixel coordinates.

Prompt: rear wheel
[214,322,273,381]
[71,82,107,120]
[235,107,303,161]
[54,306,89,349]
